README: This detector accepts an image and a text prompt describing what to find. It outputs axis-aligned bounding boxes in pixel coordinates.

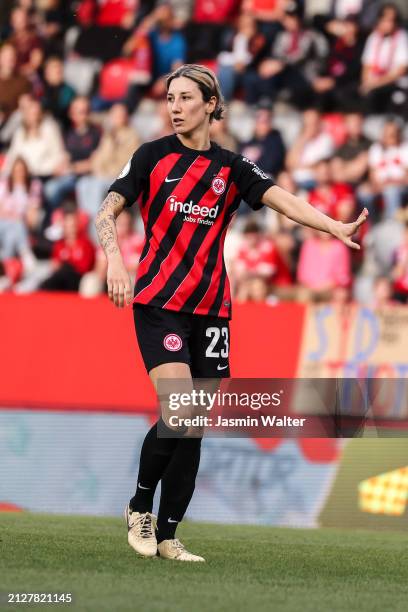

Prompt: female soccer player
[95,64,368,562]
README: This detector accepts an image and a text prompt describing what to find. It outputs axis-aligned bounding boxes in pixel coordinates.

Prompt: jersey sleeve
[232,155,275,210]
[108,142,151,207]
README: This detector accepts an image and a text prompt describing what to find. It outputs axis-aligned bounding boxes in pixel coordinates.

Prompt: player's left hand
[333,208,369,249]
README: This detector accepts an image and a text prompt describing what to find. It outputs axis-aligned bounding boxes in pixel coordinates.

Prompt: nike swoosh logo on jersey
[165,177,182,183]
[138,483,150,490]
[217,364,228,371]
[168,518,178,523]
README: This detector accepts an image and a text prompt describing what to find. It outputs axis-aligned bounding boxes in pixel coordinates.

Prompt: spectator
[331,112,371,186]
[297,230,351,301]
[4,96,65,179]
[22,45,45,99]
[239,104,285,177]
[166,1,193,28]
[25,199,50,251]
[34,0,74,55]
[76,103,139,228]
[80,208,143,296]
[309,159,355,222]
[312,0,365,37]
[392,222,408,303]
[74,1,132,62]
[122,29,153,92]
[372,275,394,308]
[329,287,352,316]
[152,98,175,138]
[269,227,297,299]
[44,96,101,211]
[126,3,186,108]
[243,4,327,107]
[360,4,408,115]
[312,16,364,112]
[41,56,76,127]
[241,0,286,40]
[0,157,40,263]
[363,217,404,278]
[186,0,241,63]
[233,220,291,302]
[286,109,335,189]
[39,204,95,291]
[0,91,33,151]
[0,43,31,122]
[6,5,42,72]
[146,3,186,83]
[209,117,238,152]
[360,120,408,220]
[217,13,265,101]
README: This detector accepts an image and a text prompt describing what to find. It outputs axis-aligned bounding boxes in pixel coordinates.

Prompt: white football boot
[124,505,157,557]
[157,538,205,562]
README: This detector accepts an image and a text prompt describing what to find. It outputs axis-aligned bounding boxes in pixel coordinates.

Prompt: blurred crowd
[0,0,408,306]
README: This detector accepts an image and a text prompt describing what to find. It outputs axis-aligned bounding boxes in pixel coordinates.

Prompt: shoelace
[171,539,185,552]
[133,513,153,538]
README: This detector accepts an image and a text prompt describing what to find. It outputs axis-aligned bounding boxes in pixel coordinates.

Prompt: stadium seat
[64,57,102,97]
[198,59,218,72]
[98,59,135,101]
[322,113,347,147]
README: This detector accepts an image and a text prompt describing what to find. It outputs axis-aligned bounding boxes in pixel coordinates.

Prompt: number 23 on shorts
[205,326,229,358]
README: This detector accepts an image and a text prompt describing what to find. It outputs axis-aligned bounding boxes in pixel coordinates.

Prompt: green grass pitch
[1,512,407,612]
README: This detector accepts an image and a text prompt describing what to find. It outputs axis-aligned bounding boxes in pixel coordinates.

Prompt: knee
[158,416,188,438]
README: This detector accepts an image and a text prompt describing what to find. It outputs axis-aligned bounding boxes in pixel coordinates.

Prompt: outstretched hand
[333,208,369,250]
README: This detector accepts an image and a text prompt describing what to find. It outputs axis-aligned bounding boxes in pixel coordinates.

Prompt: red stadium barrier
[0,294,305,413]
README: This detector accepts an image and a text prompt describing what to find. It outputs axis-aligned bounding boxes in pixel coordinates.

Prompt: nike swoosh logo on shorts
[165,177,182,183]
[138,483,150,490]
[217,364,228,371]
[168,518,178,523]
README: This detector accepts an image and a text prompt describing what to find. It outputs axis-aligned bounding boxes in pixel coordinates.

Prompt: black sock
[129,419,178,513]
[156,436,202,542]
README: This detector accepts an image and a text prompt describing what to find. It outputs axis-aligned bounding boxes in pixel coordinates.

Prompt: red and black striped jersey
[108,134,274,318]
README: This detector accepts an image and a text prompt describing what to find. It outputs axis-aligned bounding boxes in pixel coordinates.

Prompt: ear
[206,96,217,115]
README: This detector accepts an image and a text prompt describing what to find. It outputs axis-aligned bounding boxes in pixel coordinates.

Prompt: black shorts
[133,304,230,378]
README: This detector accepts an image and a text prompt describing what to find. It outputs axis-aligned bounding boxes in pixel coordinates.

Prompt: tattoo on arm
[95,192,126,257]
